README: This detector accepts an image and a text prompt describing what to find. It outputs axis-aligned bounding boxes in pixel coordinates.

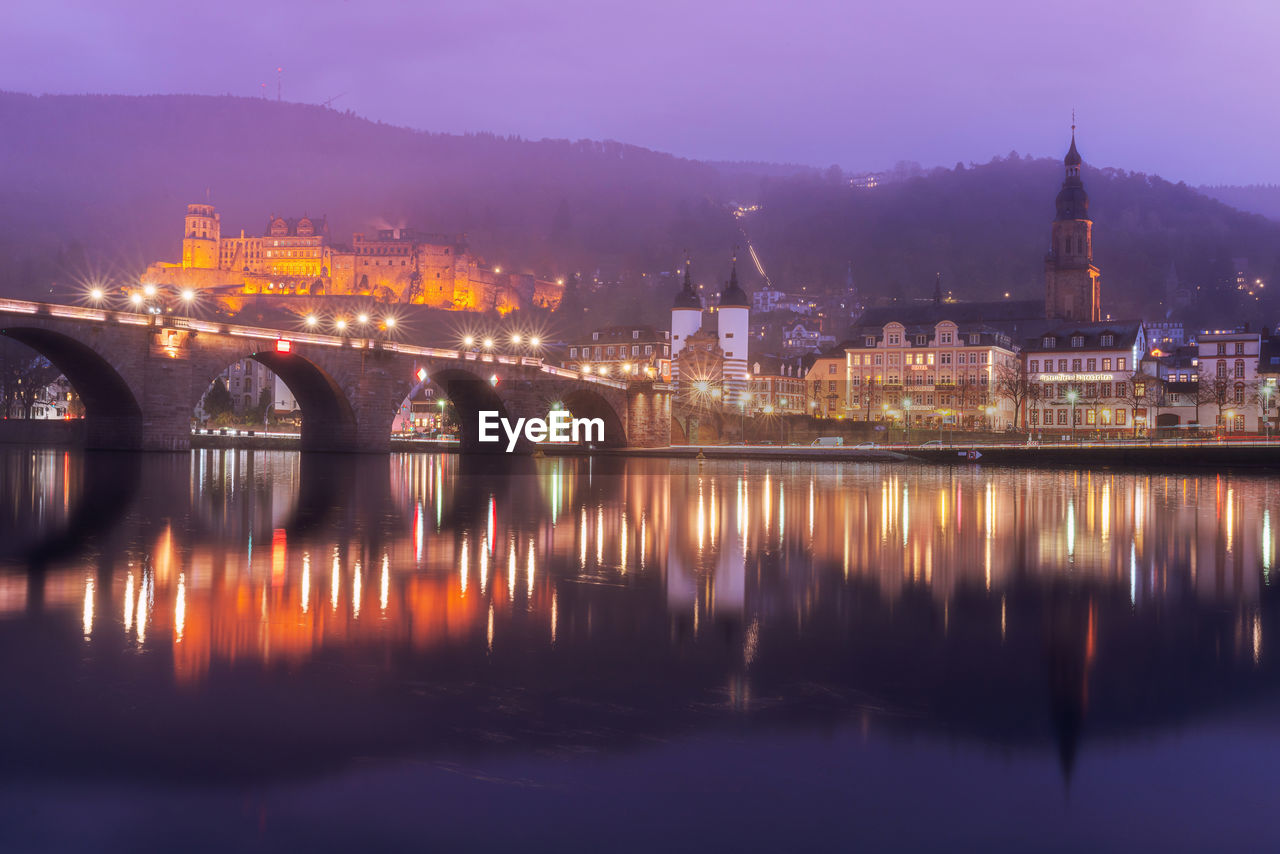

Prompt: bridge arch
[424,366,516,452]
[194,349,359,453]
[560,388,628,448]
[0,326,144,449]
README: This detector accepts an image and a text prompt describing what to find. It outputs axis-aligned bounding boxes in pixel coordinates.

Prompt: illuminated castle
[144,203,564,313]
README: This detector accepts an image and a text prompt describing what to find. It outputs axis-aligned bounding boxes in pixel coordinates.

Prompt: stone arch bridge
[0,299,671,453]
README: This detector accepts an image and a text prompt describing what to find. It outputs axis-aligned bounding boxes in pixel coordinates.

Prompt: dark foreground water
[1,448,1278,852]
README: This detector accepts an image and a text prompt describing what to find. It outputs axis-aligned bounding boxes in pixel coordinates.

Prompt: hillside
[1198,185,1280,221]
[2,92,1278,328]
[0,92,736,296]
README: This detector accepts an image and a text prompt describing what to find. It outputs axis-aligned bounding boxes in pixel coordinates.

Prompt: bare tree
[1250,378,1277,438]
[1197,366,1231,432]
[861,375,878,422]
[1,342,63,419]
[1119,371,1164,437]
[993,359,1034,434]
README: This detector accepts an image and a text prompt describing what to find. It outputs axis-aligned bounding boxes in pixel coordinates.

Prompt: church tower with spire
[1045,126,1101,322]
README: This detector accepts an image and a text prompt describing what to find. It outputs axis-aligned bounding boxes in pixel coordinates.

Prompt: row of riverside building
[554,129,1278,436]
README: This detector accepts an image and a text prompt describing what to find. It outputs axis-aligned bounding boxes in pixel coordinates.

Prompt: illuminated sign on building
[1038,373,1116,383]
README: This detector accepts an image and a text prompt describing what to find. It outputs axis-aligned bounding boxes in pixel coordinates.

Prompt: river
[0,448,1277,851]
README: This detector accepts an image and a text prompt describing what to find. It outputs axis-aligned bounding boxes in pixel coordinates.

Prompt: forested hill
[1,92,1277,325]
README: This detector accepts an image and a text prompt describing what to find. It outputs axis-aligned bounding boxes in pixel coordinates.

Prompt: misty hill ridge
[1,92,1277,326]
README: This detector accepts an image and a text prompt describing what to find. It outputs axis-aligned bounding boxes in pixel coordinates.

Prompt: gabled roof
[1258,336,1280,374]
[749,354,806,377]
[1023,320,1143,352]
[847,319,1015,350]
[857,299,1045,328]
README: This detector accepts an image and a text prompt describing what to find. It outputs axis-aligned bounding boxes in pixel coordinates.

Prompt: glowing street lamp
[143,284,157,298]
[511,333,523,346]
[902,397,912,443]
[384,316,396,329]
[529,336,541,349]
[335,318,348,333]
[482,337,494,351]
[463,335,475,349]
[89,287,104,303]
[1260,382,1275,441]
[130,292,144,309]
[305,314,318,328]
[356,313,369,325]
[1066,389,1079,443]
[181,289,195,303]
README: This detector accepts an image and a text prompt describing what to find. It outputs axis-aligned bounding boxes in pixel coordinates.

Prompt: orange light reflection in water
[5,454,1277,687]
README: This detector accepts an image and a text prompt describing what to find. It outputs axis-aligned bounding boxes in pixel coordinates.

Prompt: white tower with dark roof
[670,258,703,386]
[718,256,751,403]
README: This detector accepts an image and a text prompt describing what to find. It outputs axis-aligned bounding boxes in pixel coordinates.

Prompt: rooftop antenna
[259,82,266,99]
[321,91,347,109]
[277,66,283,102]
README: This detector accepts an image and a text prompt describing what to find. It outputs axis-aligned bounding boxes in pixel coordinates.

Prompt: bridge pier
[624,382,671,449]
[140,331,195,451]
[345,350,404,454]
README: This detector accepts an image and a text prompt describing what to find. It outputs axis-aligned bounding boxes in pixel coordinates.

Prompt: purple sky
[5,0,1275,184]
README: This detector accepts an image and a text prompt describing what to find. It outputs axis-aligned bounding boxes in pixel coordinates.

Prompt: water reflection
[1,449,1278,786]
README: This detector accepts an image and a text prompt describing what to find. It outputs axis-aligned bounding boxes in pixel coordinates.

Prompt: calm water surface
[1,449,1278,852]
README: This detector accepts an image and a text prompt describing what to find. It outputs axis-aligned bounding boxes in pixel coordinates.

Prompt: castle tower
[670,258,703,386]
[181,203,221,270]
[1045,127,1100,322]
[718,255,751,404]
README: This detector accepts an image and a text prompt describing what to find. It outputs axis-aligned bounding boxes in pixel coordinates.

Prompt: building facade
[748,356,807,415]
[564,325,671,380]
[805,350,850,418]
[1196,329,1262,432]
[1023,322,1148,435]
[844,320,1018,429]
